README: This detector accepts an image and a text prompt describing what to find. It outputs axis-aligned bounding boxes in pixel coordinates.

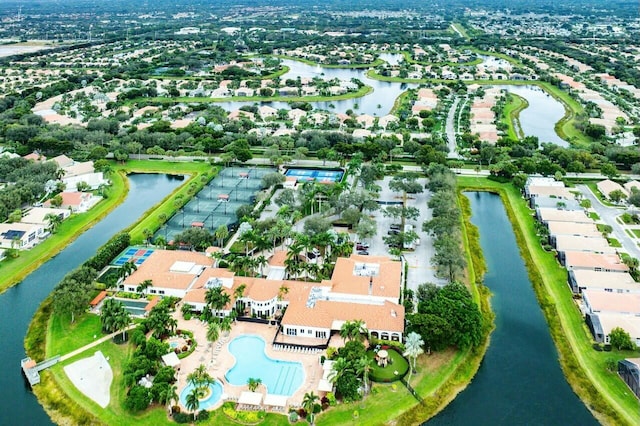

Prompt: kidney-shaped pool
[225,335,304,396]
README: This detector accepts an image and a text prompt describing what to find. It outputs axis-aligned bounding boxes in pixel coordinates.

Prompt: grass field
[458,176,640,426]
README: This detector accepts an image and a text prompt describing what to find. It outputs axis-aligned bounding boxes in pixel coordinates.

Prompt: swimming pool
[285,168,344,183]
[225,335,304,396]
[116,298,149,316]
[179,382,223,410]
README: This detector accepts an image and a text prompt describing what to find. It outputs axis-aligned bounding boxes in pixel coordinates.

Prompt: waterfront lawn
[0,170,126,294]
[316,382,416,425]
[631,229,640,238]
[500,93,527,140]
[47,312,103,357]
[458,176,640,426]
[368,349,409,381]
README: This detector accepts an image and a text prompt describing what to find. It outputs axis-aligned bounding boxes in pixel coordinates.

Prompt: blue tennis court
[112,247,155,266]
[284,168,344,183]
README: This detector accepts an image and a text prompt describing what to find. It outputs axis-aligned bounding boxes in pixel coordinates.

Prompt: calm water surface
[0,174,183,425]
[426,192,596,425]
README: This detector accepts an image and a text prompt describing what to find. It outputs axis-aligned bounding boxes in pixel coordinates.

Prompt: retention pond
[426,192,597,425]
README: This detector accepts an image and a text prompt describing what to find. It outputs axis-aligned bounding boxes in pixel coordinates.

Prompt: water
[225,335,304,396]
[179,382,223,410]
[427,192,596,425]
[217,59,418,116]
[0,174,184,426]
[497,85,567,146]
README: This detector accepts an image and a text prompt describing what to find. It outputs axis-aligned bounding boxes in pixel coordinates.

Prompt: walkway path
[59,324,136,362]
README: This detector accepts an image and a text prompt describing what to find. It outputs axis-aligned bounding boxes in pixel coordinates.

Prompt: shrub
[297,408,307,418]
[196,410,210,421]
[173,412,193,423]
[288,411,299,423]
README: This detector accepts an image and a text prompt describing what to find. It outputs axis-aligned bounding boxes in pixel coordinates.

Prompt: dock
[21,356,60,387]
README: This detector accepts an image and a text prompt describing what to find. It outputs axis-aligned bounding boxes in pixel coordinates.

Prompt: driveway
[578,184,640,260]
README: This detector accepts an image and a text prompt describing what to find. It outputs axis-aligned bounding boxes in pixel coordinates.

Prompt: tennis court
[155,166,274,243]
[284,168,344,183]
[112,247,155,266]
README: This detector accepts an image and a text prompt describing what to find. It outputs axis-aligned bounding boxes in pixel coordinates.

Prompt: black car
[387,229,400,235]
[390,224,401,230]
[357,250,369,255]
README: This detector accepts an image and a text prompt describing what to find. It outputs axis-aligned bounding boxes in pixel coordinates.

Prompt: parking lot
[364,177,445,293]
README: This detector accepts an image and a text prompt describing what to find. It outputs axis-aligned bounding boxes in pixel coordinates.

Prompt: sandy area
[63,350,112,408]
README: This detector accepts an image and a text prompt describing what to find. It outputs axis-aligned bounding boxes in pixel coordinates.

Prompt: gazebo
[161,352,181,370]
[263,394,287,412]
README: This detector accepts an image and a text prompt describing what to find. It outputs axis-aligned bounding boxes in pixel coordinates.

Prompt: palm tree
[403,331,425,384]
[167,384,179,414]
[118,260,137,283]
[219,316,233,336]
[340,319,368,343]
[233,284,246,314]
[247,377,262,392]
[302,392,320,425]
[214,224,229,248]
[136,279,153,296]
[142,228,153,245]
[207,322,220,362]
[355,356,373,395]
[277,285,289,301]
[185,387,200,415]
[113,308,131,341]
[44,213,63,233]
[154,235,167,249]
[255,255,268,277]
[328,357,352,384]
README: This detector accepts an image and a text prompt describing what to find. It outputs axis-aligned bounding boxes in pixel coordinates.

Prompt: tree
[136,279,153,296]
[403,332,425,384]
[608,327,634,350]
[8,209,22,223]
[302,392,320,425]
[44,213,63,233]
[247,377,262,392]
[303,216,331,236]
[261,172,285,189]
[185,387,200,414]
[608,189,627,203]
[214,224,229,248]
[354,357,373,395]
[340,320,368,343]
[207,322,220,362]
[432,235,466,282]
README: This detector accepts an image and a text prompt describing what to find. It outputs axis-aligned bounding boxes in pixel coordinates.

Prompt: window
[315,331,327,339]
[287,328,297,336]
[159,290,165,295]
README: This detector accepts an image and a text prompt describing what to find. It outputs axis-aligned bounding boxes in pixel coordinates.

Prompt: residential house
[582,290,640,316]
[524,185,574,200]
[624,181,640,194]
[563,251,629,273]
[546,221,602,240]
[536,208,592,225]
[586,313,640,347]
[568,270,638,294]
[0,222,45,249]
[531,196,581,211]
[597,179,628,199]
[21,207,70,227]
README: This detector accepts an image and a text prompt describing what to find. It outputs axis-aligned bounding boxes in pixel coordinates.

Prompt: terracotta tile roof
[124,250,212,290]
[564,251,629,272]
[268,251,287,267]
[546,221,601,237]
[584,290,640,315]
[282,299,404,332]
[537,208,592,224]
[330,255,401,299]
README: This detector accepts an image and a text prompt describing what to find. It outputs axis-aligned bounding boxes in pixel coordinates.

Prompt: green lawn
[631,229,640,238]
[607,237,622,248]
[368,349,409,382]
[589,212,601,221]
[47,312,104,356]
[457,176,640,426]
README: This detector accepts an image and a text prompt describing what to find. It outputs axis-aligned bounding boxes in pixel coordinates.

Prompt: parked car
[390,223,401,230]
[387,229,400,235]
[357,250,369,255]
[356,243,369,251]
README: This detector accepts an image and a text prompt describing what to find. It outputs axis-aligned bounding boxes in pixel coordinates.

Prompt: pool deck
[174,309,326,411]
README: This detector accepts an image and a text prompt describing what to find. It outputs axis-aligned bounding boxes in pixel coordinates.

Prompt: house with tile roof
[125,250,405,345]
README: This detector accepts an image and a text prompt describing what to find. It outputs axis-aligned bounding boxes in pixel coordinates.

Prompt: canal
[0,174,184,425]
[427,192,597,425]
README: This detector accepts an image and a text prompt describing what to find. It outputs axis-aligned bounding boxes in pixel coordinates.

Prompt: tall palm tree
[328,357,352,384]
[167,384,179,414]
[219,316,233,336]
[255,255,268,277]
[355,356,373,395]
[233,284,246,314]
[214,224,229,248]
[113,308,131,341]
[302,392,320,425]
[340,319,368,343]
[403,331,425,384]
[44,213,63,234]
[118,260,137,283]
[185,387,200,415]
[136,279,153,296]
[207,322,220,362]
